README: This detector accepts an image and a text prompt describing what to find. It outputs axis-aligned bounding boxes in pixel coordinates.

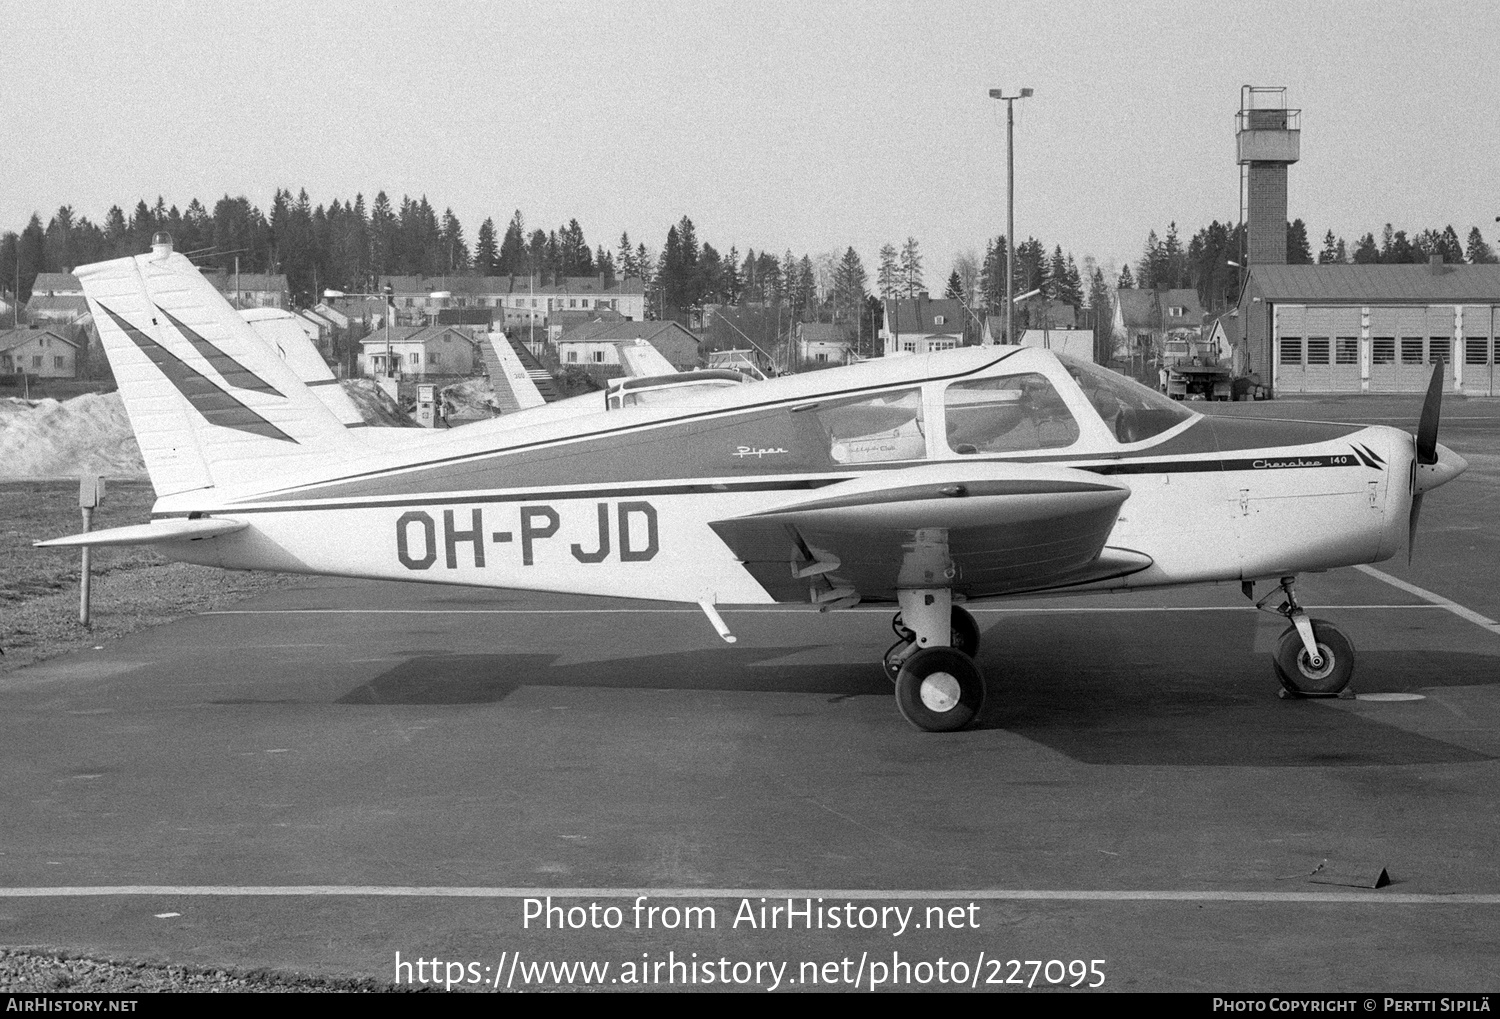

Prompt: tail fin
[240,308,367,427]
[77,238,356,497]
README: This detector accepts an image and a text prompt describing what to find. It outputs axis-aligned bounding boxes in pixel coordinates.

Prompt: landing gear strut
[1254,576,1355,698]
[885,590,985,732]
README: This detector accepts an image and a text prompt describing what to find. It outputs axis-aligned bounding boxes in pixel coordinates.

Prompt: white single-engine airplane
[40,235,1469,732]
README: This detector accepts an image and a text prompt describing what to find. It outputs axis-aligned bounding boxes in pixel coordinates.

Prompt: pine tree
[944,270,964,300]
[722,245,740,304]
[440,208,469,273]
[1088,268,1114,363]
[1286,219,1313,264]
[1317,230,1339,264]
[1117,264,1135,289]
[369,192,395,276]
[898,237,923,297]
[616,231,635,278]
[1466,227,1498,264]
[475,217,498,275]
[833,247,869,324]
[1351,233,1379,264]
[877,243,899,299]
[499,211,526,277]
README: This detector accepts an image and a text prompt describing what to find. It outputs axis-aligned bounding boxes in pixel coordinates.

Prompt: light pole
[988,87,1033,345]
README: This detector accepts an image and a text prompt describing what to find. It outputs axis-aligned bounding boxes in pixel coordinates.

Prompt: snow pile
[440,378,499,419]
[0,392,145,479]
[340,379,414,427]
[0,379,423,480]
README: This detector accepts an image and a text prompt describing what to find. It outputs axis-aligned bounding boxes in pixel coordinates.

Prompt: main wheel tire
[950,605,980,657]
[895,647,985,732]
[1273,618,1354,697]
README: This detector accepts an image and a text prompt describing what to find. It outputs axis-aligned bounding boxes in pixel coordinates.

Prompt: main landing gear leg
[1254,575,1355,698]
[887,590,986,732]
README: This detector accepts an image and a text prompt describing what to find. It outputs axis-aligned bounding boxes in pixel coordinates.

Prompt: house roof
[0,327,81,352]
[885,297,965,335]
[204,271,288,294]
[31,273,82,295]
[1114,289,1159,330]
[1021,297,1077,327]
[558,319,698,346]
[1248,263,1500,304]
[358,325,477,347]
[798,322,854,343]
[1159,288,1203,319]
[379,274,647,298]
[25,295,91,316]
[1209,311,1242,347]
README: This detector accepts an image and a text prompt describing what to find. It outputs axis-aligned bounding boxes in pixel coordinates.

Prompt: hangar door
[1275,306,1361,393]
[1367,307,1457,394]
[1461,305,1496,397]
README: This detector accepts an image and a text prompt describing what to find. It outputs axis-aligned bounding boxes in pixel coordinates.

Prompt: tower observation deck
[1237,86,1301,266]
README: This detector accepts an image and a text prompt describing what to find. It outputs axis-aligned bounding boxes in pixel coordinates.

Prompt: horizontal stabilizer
[35,518,247,548]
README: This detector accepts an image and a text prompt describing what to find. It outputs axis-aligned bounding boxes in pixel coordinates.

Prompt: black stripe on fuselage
[188,450,1373,517]
[188,478,844,515]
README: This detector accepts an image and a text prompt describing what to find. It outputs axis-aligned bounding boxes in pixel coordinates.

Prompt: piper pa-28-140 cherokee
[39,234,1469,732]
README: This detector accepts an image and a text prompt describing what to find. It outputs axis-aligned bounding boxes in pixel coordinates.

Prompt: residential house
[880,295,966,355]
[379,274,648,328]
[556,320,701,371]
[201,270,289,310]
[1110,287,1206,370]
[24,294,92,328]
[359,325,480,378]
[796,322,857,365]
[0,327,81,378]
[30,273,84,297]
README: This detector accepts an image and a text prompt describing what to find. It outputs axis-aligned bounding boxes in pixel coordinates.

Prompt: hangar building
[1239,261,1500,396]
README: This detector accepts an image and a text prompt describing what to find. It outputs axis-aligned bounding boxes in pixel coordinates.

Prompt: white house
[359,325,479,378]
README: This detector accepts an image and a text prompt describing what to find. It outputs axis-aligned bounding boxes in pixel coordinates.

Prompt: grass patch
[0,480,294,671]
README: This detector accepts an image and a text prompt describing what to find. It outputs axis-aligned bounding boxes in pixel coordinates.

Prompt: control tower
[1236,86,1300,265]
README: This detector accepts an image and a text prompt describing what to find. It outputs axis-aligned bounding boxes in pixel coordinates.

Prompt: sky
[4,0,1498,281]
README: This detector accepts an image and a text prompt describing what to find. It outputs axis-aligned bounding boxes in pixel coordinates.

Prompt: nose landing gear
[1254,576,1355,698]
[884,590,986,731]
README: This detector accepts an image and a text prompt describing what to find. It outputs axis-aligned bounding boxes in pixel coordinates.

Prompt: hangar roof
[1250,263,1500,304]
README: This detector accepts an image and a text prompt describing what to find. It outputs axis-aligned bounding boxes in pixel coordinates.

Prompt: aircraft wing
[486,334,548,413]
[617,339,679,377]
[709,462,1149,604]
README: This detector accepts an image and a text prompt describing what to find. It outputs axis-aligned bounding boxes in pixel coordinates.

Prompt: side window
[809,388,925,463]
[944,374,1079,454]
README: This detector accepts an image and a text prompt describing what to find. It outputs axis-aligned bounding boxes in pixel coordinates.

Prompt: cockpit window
[944,374,1080,454]
[812,388,926,463]
[1056,354,1194,443]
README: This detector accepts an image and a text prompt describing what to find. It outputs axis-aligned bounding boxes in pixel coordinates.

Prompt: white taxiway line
[203,605,1447,616]
[0,886,1496,905]
[1354,565,1500,637]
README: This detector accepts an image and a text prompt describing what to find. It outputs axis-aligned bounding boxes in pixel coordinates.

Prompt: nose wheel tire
[894,647,985,732]
[1273,618,1354,697]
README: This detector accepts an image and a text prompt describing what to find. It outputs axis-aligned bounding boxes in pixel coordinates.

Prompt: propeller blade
[1415,356,1444,465]
[1408,492,1424,564]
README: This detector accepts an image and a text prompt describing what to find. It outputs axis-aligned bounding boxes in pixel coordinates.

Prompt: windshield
[1055,354,1195,443]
